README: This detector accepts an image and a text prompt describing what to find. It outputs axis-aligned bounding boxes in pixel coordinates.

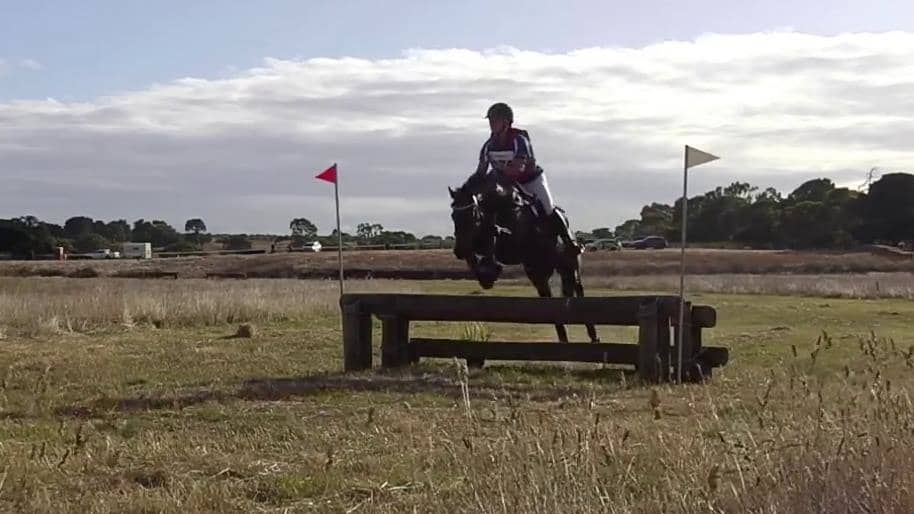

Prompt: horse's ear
[448,186,456,198]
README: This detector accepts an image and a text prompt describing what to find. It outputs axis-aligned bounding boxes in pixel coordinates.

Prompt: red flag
[315,164,337,184]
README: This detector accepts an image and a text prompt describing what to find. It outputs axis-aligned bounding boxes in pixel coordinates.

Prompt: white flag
[685,145,719,169]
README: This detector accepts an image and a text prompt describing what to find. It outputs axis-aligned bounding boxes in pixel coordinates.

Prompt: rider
[461,102,582,255]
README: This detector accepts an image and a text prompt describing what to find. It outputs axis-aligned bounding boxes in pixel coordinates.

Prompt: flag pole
[677,147,689,384]
[333,163,344,297]
[676,145,718,383]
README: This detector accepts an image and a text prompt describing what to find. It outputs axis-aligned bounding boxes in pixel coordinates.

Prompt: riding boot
[549,210,582,255]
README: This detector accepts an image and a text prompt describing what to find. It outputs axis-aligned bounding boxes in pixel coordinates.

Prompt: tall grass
[4,274,913,338]
[381,334,914,513]
[4,332,908,512]
[0,275,913,511]
[0,277,396,335]
[562,272,914,299]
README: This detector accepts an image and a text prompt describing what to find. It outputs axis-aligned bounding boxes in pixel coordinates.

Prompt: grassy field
[1,277,914,512]
[2,247,914,279]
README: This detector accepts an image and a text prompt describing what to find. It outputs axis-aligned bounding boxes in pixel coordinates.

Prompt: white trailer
[122,242,152,259]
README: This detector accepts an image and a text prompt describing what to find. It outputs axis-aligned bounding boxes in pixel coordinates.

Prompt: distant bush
[223,235,252,251]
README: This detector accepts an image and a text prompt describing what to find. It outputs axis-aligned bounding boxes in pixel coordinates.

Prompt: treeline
[290,219,448,248]
[0,217,215,258]
[4,172,912,258]
[0,215,450,258]
[579,172,914,249]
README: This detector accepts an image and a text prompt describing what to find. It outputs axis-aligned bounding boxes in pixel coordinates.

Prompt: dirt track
[1,248,912,279]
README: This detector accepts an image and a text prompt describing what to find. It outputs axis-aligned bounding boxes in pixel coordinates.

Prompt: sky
[2,1,914,235]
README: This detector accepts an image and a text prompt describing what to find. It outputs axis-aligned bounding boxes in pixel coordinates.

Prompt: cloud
[0,58,44,76]
[2,31,914,235]
[18,59,43,71]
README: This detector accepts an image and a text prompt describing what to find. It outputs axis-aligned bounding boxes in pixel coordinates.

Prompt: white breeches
[516,173,556,215]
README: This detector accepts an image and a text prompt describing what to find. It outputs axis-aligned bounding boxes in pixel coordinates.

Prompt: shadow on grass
[239,363,635,402]
[55,363,638,418]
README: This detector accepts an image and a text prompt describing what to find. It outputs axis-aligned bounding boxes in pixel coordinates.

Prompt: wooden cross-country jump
[340,293,728,383]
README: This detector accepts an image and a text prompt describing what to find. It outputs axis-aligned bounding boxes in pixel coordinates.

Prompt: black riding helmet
[485,102,513,123]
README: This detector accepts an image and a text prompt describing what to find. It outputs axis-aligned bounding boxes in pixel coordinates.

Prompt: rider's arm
[475,157,488,175]
[461,143,490,192]
[475,141,489,176]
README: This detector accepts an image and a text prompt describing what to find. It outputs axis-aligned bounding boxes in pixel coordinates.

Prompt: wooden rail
[339,294,728,383]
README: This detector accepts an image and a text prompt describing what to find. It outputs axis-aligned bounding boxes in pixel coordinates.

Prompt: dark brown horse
[449,181,599,343]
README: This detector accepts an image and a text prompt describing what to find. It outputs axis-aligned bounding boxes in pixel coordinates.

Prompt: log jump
[339,293,728,383]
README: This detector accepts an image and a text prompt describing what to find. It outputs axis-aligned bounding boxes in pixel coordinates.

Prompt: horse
[448,180,600,344]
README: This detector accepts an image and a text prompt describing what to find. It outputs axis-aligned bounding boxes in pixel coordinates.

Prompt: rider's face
[488,116,509,135]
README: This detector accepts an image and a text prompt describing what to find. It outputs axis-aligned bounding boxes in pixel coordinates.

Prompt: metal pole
[677,147,689,384]
[334,164,344,297]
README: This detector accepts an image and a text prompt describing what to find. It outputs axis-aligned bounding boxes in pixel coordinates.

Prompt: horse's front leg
[560,260,600,343]
[528,267,568,343]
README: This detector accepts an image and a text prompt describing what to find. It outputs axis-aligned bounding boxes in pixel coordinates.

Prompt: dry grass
[2,247,914,280]
[572,272,914,299]
[2,331,914,512]
[0,277,400,336]
[2,278,914,511]
[2,272,913,340]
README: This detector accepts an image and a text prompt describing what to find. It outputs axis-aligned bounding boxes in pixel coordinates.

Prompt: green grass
[1,278,914,512]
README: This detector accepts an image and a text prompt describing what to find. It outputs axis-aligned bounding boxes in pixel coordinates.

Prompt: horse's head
[449,186,479,261]
[450,185,505,290]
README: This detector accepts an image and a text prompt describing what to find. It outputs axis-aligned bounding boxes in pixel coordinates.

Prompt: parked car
[585,238,621,252]
[295,241,322,252]
[87,249,120,259]
[629,236,668,250]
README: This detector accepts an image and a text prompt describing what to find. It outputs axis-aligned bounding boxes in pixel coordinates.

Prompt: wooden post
[637,299,659,383]
[672,301,692,383]
[657,310,671,383]
[686,307,706,382]
[380,315,410,368]
[342,301,372,372]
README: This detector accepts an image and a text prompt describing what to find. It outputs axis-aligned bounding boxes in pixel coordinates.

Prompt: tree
[184,218,207,235]
[131,219,180,248]
[320,229,354,247]
[289,218,318,239]
[17,215,41,229]
[780,201,843,248]
[591,228,614,239]
[638,203,673,237]
[223,235,252,250]
[420,234,444,248]
[357,223,371,240]
[164,240,200,252]
[64,216,94,239]
[356,222,383,242]
[184,218,208,248]
[857,172,914,244]
[0,219,56,258]
[42,221,65,239]
[787,178,835,204]
[373,230,417,246]
[614,220,642,240]
[734,189,782,248]
[105,220,131,242]
[73,233,110,253]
